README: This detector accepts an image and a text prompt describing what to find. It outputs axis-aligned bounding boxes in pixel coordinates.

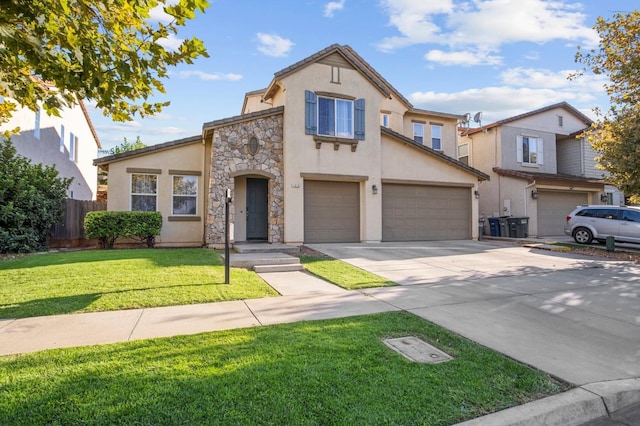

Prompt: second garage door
[304,180,360,243]
[537,191,588,236]
[382,183,471,241]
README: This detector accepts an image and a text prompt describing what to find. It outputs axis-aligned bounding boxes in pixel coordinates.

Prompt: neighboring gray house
[460,102,622,236]
[0,97,101,200]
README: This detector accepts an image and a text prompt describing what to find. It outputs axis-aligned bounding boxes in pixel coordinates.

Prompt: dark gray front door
[246,178,268,240]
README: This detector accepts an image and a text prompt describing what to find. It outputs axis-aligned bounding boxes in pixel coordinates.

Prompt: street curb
[454,379,640,426]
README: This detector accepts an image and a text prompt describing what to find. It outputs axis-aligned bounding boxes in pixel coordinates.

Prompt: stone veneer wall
[206,113,284,245]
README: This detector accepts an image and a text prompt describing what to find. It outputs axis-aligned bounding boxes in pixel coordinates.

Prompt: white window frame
[431,124,442,150]
[131,174,157,211]
[34,108,41,139]
[59,125,65,153]
[318,96,354,138]
[172,175,198,215]
[413,122,424,144]
[517,135,544,165]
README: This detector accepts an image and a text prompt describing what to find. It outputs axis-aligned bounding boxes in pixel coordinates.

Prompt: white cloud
[177,70,243,81]
[256,33,294,57]
[149,5,174,24]
[377,0,599,63]
[157,34,183,51]
[408,67,607,124]
[425,49,502,66]
[324,0,345,17]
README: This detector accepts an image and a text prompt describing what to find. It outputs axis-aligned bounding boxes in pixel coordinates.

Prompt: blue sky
[89,0,618,151]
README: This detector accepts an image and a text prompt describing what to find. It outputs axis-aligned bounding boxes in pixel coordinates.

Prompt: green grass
[299,255,396,289]
[0,248,278,319]
[0,312,568,425]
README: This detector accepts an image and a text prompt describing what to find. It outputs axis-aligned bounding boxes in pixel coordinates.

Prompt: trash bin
[488,218,500,236]
[498,217,509,237]
[507,217,529,238]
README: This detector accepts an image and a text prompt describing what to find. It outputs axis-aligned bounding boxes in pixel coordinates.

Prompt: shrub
[0,139,72,253]
[84,211,162,249]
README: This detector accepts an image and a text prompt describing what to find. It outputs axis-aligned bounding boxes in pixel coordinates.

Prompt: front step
[222,252,301,269]
[233,242,300,255]
[254,264,305,273]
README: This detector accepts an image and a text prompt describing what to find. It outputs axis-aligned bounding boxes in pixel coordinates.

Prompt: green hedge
[84,211,162,249]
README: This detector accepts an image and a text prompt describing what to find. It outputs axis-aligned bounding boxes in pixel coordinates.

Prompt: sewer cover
[383,336,453,364]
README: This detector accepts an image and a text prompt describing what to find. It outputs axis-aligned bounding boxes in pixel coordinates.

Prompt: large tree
[0,0,209,124]
[574,10,640,200]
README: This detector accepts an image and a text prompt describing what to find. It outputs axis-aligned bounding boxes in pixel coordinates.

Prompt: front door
[246,178,268,240]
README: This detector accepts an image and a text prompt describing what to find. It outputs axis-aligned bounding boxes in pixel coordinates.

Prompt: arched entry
[246,177,268,240]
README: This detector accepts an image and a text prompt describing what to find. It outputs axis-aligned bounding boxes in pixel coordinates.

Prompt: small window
[34,108,41,139]
[172,176,197,215]
[59,125,65,153]
[380,113,389,128]
[431,124,442,150]
[517,135,543,165]
[131,174,157,211]
[558,115,563,127]
[69,132,75,161]
[413,123,424,144]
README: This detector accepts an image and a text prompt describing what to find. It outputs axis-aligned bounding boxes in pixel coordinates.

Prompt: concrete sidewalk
[0,270,397,356]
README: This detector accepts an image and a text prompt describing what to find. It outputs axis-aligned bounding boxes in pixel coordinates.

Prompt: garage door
[382,184,471,241]
[304,180,360,243]
[537,191,588,236]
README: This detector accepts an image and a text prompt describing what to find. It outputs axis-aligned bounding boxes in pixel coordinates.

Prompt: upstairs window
[380,113,389,128]
[69,133,78,162]
[305,91,365,140]
[431,124,442,150]
[517,135,544,165]
[34,108,41,139]
[59,125,65,153]
[413,123,424,144]
[172,175,198,215]
[131,174,157,211]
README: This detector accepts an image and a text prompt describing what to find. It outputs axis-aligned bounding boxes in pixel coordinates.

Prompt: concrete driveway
[308,240,640,386]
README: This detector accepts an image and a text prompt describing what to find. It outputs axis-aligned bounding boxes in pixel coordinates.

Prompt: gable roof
[93,135,201,166]
[202,106,284,139]
[465,102,593,135]
[381,127,490,181]
[262,44,412,109]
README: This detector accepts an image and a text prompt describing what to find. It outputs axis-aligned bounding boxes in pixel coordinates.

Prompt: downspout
[202,132,208,247]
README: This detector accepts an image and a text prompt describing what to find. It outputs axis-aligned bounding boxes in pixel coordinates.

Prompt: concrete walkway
[1,241,640,425]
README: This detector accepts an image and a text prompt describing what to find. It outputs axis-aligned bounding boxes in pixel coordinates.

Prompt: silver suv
[564,205,640,244]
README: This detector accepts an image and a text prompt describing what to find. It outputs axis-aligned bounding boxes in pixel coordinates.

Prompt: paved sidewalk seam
[127,309,145,341]
[243,300,263,326]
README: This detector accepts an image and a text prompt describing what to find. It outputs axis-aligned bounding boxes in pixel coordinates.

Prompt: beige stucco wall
[278,62,386,244]
[106,140,209,247]
[402,112,459,158]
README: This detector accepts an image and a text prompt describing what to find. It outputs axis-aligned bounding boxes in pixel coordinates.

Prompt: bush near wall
[84,211,162,249]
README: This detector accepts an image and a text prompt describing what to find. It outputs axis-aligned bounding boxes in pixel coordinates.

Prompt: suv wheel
[573,227,594,244]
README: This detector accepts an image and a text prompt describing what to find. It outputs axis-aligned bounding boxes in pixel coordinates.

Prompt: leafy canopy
[0,0,209,123]
[574,10,640,200]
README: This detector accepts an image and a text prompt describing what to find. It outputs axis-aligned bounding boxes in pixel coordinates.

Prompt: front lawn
[0,312,568,425]
[299,254,396,289]
[0,248,278,319]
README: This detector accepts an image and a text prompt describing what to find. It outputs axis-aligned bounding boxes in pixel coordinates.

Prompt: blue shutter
[305,90,317,135]
[354,98,365,140]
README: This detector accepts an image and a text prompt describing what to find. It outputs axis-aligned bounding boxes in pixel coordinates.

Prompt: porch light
[372,184,378,195]
[600,193,609,203]
[474,190,480,199]
[531,190,539,199]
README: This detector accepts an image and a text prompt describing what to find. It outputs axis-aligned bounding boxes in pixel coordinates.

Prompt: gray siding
[500,126,557,174]
[556,138,583,176]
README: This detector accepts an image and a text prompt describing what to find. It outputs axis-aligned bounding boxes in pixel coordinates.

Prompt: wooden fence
[49,199,107,248]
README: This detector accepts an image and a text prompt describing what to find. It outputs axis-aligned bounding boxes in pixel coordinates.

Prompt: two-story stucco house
[95,44,489,247]
[1,95,102,200]
[460,102,621,237]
